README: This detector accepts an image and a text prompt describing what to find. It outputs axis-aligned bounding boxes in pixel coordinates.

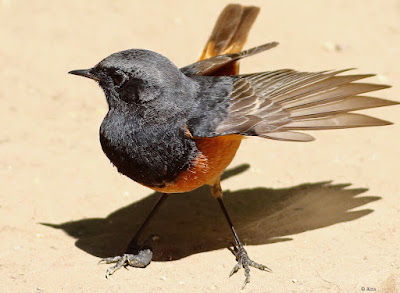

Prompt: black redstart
[69,4,397,289]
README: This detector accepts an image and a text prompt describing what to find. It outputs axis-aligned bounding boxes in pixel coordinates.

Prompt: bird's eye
[112,73,124,86]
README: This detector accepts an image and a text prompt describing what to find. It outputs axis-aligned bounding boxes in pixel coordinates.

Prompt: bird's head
[69,49,194,110]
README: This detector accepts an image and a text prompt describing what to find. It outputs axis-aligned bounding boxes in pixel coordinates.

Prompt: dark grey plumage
[69,43,397,186]
[68,3,397,288]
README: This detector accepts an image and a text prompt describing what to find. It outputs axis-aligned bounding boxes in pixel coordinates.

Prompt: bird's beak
[68,69,100,82]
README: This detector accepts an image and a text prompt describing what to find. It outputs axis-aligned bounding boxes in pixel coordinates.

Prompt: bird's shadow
[43,164,380,261]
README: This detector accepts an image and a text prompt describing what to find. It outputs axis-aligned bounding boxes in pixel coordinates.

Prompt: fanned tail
[190,6,397,142]
[198,4,260,75]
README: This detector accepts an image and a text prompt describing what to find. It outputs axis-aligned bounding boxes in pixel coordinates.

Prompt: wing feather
[181,42,278,76]
[213,69,396,141]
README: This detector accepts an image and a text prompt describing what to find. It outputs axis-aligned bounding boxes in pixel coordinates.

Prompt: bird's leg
[99,192,169,278]
[211,180,272,289]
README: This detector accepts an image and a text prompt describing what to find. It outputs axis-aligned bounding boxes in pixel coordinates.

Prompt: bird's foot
[99,248,153,278]
[229,243,272,289]
[99,234,158,278]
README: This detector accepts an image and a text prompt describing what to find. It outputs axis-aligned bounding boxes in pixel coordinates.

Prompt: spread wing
[211,69,397,141]
[180,42,278,76]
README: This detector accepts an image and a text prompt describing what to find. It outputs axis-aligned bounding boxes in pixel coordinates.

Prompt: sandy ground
[1,0,399,292]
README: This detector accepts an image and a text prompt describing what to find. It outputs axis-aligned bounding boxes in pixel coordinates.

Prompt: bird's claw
[99,248,153,279]
[229,244,272,289]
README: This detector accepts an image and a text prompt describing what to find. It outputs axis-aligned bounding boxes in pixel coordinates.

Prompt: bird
[68,4,397,289]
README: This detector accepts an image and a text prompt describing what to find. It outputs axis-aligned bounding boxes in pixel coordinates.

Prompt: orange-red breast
[69,4,397,288]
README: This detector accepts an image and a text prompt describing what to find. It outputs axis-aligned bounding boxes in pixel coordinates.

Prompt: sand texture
[1,1,399,292]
